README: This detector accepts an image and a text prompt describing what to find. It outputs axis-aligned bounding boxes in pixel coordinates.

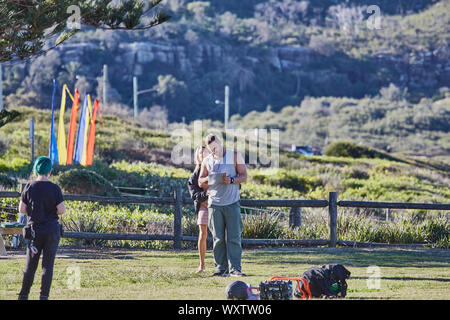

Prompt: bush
[324,140,395,161]
[60,201,176,249]
[379,83,408,102]
[340,166,370,179]
[54,168,119,196]
[242,210,284,239]
[0,136,9,157]
[0,173,17,190]
[369,163,401,175]
[144,174,189,198]
[249,168,322,193]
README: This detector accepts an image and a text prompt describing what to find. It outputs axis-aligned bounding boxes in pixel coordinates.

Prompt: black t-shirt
[21,181,64,232]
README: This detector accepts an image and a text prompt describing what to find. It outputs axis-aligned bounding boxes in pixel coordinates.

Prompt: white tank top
[206,148,240,206]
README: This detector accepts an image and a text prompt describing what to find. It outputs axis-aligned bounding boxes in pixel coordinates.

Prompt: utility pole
[133,76,159,120]
[103,64,108,106]
[224,85,229,130]
[29,118,35,164]
[0,64,3,110]
[133,76,138,119]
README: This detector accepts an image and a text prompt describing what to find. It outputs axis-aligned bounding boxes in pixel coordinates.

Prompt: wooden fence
[1,188,449,249]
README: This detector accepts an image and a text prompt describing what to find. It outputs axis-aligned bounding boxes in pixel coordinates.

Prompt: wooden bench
[0,227,23,256]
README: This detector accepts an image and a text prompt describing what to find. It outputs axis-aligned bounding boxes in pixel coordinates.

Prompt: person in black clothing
[18,156,65,300]
[188,146,210,273]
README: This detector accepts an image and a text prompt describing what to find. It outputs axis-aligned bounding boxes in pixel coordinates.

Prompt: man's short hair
[205,133,220,146]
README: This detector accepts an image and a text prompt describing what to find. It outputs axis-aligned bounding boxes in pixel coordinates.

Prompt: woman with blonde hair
[187,145,210,273]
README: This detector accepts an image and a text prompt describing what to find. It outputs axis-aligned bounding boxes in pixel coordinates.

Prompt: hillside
[1,106,448,248]
[2,0,449,124]
[0,106,449,206]
[230,95,450,160]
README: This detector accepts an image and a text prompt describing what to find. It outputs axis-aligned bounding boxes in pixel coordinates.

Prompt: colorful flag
[57,84,68,165]
[73,93,88,165]
[80,94,92,166]
[86,99,100,166]
[66,88,80,165]
[49,79,59,165]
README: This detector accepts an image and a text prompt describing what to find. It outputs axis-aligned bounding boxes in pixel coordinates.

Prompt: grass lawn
[0,246,449,300]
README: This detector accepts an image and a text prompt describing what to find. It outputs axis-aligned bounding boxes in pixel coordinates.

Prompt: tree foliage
[0,0,171,62]
[0,109,20,129]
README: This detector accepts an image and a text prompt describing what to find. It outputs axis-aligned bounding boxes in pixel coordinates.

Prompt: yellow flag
[57,85,69,165]
[80,94,92,166]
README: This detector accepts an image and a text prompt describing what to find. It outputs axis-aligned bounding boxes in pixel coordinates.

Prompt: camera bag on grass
[295,264,351,299]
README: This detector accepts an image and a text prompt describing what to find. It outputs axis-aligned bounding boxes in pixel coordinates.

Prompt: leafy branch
[0,0,171,62]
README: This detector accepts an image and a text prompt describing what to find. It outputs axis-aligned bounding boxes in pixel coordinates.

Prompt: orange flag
[86,99,100,166]
[66,89,80,165]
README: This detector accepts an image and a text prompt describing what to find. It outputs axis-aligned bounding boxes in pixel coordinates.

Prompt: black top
[187,167,208,215]
[21,181,64,232]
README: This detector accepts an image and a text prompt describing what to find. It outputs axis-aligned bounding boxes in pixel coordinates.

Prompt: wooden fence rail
[1,188,449,249]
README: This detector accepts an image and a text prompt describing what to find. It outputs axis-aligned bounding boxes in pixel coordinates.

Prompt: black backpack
[295,264,351,299]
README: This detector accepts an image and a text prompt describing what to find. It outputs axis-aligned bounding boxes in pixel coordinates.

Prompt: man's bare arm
[56,201,66,215]
[19,200,27,214]
[234,152,247,184]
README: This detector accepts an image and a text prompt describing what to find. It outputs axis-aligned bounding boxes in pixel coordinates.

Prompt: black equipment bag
[295,264,351,299]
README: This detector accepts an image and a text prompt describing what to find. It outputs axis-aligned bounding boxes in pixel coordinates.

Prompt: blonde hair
[194,146,205,171]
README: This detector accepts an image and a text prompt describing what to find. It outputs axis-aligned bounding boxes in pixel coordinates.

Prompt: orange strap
[268,276,311,299]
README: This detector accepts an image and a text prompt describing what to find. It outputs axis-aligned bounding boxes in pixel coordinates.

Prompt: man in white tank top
[198,134,247,277]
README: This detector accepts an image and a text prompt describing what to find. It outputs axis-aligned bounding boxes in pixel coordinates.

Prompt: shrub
[340,166,370,179]
[379,83,408,102]
[249,168,322,193]
[60,201,176,249]
[0,173,17,190]
[324,140,395,161]
[242,210,284,239]
[54,168,119,196]
[0,136,9,157]
[369,163,401,175]
[144,174,189,198]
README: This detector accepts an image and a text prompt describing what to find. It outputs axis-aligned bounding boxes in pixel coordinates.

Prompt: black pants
[19,229,60,300]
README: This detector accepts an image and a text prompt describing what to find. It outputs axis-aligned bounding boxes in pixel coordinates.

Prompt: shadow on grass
[244,247,450,269]
[350,276,450,283]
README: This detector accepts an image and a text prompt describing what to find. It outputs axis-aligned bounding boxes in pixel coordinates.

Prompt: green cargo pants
[208,201,243,273]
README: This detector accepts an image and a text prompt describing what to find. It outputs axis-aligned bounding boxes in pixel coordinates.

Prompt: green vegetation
[0,173,17,190]
[0,0,170,62]
[2,1,449,123]
[0,247,449,300]
[232,95,450,158]
[0,1,448,301]
[324,141,396,160]
[54,168,120,196]
[0,105,448,248]
[0,106,176,173]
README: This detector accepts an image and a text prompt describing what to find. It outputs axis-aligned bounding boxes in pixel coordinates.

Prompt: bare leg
[196,224,208,273]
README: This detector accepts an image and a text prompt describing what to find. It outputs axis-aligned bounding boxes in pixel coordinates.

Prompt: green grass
[0,247,449,300]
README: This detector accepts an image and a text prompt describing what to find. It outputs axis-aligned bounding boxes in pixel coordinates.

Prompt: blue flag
[73,93,88,165]
[49,79,59,165]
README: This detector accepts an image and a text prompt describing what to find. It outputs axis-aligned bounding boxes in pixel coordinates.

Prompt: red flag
[86,99,100,166]
[66,89,80,165]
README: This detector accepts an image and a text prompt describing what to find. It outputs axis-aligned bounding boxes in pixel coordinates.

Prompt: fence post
[173,187,182,250]
[328,192,337,248]
[289,207,301,228]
